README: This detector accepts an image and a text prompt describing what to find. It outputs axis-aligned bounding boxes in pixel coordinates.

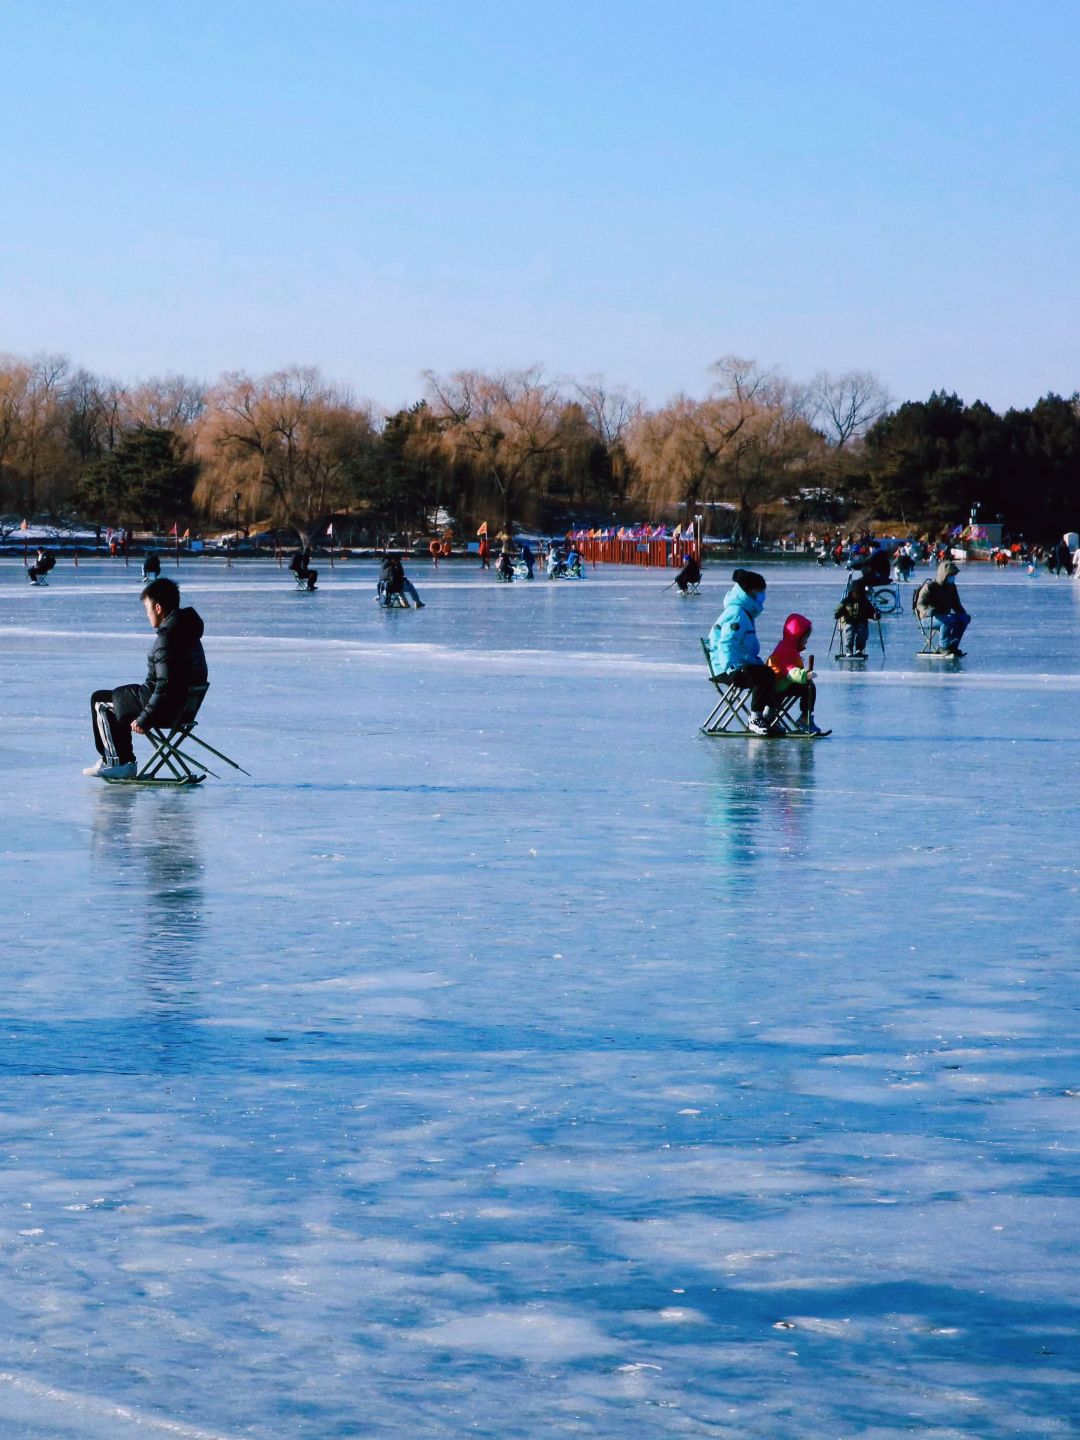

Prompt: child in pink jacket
[767,613,826,735]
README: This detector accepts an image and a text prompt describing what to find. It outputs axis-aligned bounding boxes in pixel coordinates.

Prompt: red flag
[326,521,334,537]
[477,521,488,537]
[171,522,178,536]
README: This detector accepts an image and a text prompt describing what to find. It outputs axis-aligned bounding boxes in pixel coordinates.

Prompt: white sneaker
[748,715,779,737]
[99,760,137,780]
[83,757,108,776]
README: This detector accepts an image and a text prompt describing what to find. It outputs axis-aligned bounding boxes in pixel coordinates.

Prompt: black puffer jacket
[136,607,209,728]
[379,556,404,592]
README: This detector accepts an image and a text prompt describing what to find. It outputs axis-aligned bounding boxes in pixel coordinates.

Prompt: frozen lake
[1,555,1078,1438]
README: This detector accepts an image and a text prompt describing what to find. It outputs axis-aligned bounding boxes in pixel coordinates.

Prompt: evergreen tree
[77,426,199,528]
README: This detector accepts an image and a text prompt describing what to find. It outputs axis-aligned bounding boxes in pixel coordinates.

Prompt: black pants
[782,678,816,719]
[28,565,49,583]
[725,663,775,716]
[91,685,148,765]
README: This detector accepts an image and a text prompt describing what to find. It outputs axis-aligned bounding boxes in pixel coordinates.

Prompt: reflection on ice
[2,559,1080,1436]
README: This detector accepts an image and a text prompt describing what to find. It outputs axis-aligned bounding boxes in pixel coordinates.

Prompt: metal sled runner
[375,587,410,608]
[915,613,962,658]
[103,685,251,787]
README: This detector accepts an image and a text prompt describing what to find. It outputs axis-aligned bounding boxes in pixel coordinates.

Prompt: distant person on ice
[707,569,777,736]
[915,560,970,656]
[673,554,701,593]
[84,577,208,780]
[1048,538,1072,576]
[377,553,425,607]
[290,545,318,590]
[833,577,879,657]
[28,548,56,584]
[142,552,161,582]
[850,541,891,587]
[768,614,826,735]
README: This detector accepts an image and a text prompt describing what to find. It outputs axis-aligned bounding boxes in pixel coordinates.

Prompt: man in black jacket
[376,553,425,608]
[28,548,56,584]
[289,545,317,589]
[84,577,209,779]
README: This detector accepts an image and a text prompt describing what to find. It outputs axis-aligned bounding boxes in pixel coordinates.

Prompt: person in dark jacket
[377,553,425,608]
[834,577,880,657]
[673,555,702,593]
[142,552,161,582]
[1048,538,1072,576]
[289,545,317,589]
[28,549,56,584]
[851,542,891,587]
[84,577,208,779]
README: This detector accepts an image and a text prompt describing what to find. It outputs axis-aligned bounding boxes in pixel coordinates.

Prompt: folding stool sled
[698,639,799,737]
[103,684,250,786]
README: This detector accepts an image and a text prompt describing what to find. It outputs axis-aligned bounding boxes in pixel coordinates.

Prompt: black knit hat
[733,568,766,593]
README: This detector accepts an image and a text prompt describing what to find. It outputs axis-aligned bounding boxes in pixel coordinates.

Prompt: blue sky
[1,0,1077,411]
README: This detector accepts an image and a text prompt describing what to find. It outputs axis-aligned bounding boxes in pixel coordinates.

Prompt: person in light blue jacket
[708,569,767,669]
[706,569,778,734]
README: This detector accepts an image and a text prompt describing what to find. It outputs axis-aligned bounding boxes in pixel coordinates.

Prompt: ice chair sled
[915,612,953,657]
[293,571,316,590]
[375,585,410,608]
[698,639,799,737]
[103,684,251,786]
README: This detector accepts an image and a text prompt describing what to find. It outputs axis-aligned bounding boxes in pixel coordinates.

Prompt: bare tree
[423,366,565,529]
[628,358,826,538]
[806,370,891,447]
[628,357,774,518]
[196,367,377,538]
[124,374,207,433]
[64,369,125,462]
[573,376,642,507]
[574,377,641,448]
[0,352,72,512]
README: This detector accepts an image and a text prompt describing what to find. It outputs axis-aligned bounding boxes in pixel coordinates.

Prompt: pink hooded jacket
[768,613,813,685]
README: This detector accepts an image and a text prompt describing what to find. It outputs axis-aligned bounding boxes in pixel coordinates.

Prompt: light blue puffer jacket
[707,583,765,674]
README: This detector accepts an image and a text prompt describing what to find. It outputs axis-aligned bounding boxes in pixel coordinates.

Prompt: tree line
[1,351,1076,542]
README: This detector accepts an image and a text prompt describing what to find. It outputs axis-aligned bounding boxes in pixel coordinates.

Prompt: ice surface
[2,556,1079,1437]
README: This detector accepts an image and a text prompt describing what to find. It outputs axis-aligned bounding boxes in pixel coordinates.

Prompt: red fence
[566,533,701,568]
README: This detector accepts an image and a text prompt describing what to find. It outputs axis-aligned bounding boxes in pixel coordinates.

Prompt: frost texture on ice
[2,558,1079,1438]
